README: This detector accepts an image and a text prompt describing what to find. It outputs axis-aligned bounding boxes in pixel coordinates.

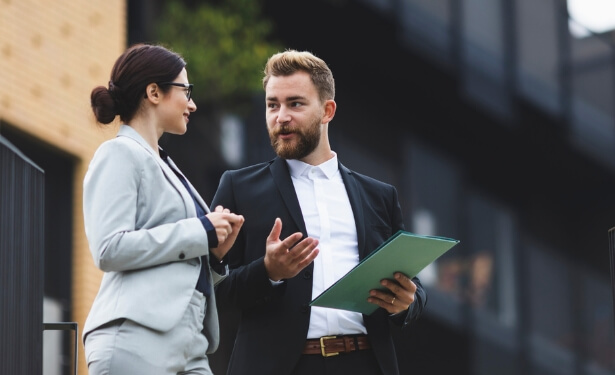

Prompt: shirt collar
[286,152,339,179]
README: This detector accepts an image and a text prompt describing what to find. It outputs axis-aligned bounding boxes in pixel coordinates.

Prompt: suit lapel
[339,163,367,258]
[269,157,307,236]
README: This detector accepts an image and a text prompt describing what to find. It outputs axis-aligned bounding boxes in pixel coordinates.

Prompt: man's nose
[277,106,291,123]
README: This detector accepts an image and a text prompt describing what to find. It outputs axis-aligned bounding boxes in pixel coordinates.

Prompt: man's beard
[269,118,321,160]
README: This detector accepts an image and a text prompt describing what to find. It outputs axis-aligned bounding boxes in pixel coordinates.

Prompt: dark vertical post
[609,227,615,333]
[0,135,45,375]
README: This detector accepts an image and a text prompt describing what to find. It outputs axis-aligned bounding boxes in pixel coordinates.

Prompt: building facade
[0,1,125,373]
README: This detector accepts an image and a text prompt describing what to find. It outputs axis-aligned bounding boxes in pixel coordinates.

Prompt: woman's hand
[206,205,244,260]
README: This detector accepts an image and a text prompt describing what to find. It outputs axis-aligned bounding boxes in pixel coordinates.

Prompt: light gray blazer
[82,125,225,353]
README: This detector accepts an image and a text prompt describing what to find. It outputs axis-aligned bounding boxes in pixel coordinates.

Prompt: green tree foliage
[156,0,282,113]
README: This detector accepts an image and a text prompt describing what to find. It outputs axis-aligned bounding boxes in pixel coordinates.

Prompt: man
[211,50,427,375]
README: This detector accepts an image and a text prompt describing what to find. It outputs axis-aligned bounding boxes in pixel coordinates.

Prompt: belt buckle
[320,335,339,357]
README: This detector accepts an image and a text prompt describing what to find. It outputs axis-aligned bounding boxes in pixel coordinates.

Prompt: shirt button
[179,252,186,260]
[303,271,312,279]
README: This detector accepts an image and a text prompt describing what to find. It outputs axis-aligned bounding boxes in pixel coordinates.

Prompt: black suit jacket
[211,157,426,375]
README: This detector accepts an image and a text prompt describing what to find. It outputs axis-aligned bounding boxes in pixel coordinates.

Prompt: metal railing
[0,135,45,374]
[43,322,79,375]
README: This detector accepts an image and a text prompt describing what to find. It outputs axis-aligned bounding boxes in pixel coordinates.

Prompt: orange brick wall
[0,1,126,373]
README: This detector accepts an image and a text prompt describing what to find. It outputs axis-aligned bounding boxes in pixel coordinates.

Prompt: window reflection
[583,272,615,372]
[466,251,494,308]
[433,251,494,308]
[415,191,516,326]
[527,240,576,372]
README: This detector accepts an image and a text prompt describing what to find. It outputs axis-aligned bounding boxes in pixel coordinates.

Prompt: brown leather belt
[302,335,371,357]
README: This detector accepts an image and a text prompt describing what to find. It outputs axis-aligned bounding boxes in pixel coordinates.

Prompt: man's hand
[207,205,244,260]
[367,272,417,314]
[264,218,319,281]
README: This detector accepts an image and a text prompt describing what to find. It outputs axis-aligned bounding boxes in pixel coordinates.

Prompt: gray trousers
[85,290,212,375]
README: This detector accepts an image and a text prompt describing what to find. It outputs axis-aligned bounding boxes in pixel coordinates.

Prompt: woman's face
[158,68,197,135]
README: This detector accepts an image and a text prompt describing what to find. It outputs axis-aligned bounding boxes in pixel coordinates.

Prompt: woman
[83,43,244,375]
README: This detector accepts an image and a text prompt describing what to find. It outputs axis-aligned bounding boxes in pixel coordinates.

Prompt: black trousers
[291,349,385,375]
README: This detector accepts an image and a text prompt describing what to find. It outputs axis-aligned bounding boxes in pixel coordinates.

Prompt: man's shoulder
[220,158,280,185]
[224,159,275,176]
[341,163,395,190]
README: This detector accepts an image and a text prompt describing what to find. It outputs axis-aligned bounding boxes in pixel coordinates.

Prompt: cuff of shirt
[210,259,227,275]
[199,215,218,249]
[209,252,228,274]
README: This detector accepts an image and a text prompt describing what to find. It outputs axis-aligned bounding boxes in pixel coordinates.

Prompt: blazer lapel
[163,155,211,214]
[116,125,198,218]
[269,157,307,236]
[339,163,367,258]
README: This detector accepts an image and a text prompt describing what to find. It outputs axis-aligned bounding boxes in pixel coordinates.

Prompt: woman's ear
[144,83,161,103]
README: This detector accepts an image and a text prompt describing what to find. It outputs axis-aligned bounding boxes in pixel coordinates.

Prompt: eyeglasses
[158,82,194,101]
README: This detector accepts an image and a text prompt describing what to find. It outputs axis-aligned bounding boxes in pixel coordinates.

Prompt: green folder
[309,230,460,315]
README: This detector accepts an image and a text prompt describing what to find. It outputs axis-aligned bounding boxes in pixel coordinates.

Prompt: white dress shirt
[286,153,367,338]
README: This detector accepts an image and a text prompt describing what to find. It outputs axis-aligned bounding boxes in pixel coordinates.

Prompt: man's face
[265,71,325,160]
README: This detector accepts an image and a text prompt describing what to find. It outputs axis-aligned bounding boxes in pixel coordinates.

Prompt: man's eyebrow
[286,95,306,101]
[267,95,306,101]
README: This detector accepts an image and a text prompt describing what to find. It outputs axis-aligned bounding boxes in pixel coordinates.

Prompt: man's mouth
[277,126,295,136]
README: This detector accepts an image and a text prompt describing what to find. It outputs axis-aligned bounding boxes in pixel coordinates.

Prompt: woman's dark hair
[91,43,186,124]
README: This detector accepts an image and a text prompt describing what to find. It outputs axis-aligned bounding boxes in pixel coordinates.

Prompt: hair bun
[91,86,118,124]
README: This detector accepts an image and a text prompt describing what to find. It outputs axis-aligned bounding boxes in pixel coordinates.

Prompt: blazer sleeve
[211,170,279,309]
[83,140,210,272]
[386,184,428,327]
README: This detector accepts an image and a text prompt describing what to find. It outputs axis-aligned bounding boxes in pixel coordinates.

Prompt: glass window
[526,240,577,374]
[461,0,511,119]
[465,192,517,327]
[569,34,615,168]
[516,0,562,115]
[404,138,463,324]
[582,271,615,373]
[220,114,245,168]
[404,138,518,335]
[398,0,453,65]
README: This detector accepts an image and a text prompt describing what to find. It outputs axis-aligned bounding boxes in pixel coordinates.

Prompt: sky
[568,0,615,37]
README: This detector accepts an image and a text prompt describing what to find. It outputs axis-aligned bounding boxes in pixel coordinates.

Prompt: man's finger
[394,273,416,292]
[267,218,282,243]
[296,247,319,268]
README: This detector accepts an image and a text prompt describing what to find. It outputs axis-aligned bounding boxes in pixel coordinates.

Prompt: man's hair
[262,50,335,102]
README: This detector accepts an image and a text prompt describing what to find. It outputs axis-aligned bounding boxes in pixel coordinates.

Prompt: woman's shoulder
[96,135,151,159]
[89,136,155,173]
